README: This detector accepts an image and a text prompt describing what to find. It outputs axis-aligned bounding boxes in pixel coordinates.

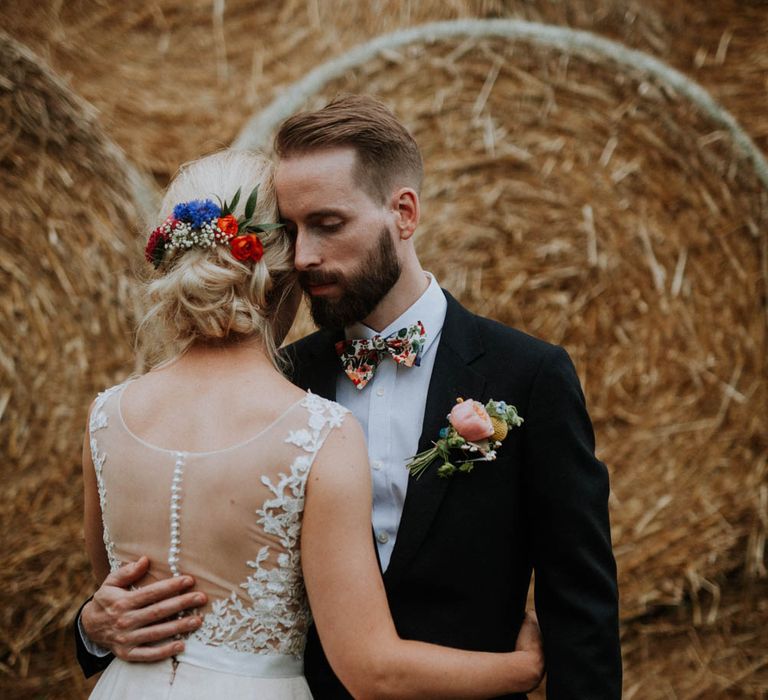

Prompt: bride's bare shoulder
[307,407,369,477]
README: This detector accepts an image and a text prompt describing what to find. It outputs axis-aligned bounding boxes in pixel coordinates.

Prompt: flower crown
[145,185,283,269]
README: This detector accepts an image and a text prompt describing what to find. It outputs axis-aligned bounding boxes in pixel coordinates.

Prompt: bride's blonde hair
[137,150,296,369]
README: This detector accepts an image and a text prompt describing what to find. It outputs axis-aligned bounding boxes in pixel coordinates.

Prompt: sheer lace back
[90,382,348,659]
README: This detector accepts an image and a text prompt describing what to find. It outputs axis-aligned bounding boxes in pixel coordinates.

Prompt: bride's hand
[514,611,545,691]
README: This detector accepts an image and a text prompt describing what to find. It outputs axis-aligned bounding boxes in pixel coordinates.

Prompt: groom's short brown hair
[274,94,423,203]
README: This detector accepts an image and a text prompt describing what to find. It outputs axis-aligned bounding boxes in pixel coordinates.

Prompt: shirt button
[372,460,383,471]
[376,388,385,397]
[376,531,389,544]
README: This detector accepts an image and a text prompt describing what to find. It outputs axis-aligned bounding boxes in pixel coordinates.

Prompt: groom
[75,95,621,698]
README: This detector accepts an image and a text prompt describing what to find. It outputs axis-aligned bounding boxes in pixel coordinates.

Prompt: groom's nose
[294,230,322,271]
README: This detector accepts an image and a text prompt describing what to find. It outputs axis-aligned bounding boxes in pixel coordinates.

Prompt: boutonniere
[407,398,523,478]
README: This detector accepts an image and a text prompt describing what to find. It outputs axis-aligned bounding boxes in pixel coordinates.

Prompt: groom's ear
[391,187,420,241]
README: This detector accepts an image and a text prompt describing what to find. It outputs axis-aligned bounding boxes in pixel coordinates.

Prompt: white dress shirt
[337,273,447,571]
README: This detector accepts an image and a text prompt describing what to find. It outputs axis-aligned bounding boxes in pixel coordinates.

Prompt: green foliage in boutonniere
[406,398,523,478]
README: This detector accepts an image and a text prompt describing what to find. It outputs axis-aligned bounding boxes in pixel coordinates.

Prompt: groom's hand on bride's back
[81,556,207,662]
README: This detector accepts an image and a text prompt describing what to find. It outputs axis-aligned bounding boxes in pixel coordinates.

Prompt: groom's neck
[361,261,429,332]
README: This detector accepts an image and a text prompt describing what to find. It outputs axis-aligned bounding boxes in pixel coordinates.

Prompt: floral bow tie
[335,321,427,390]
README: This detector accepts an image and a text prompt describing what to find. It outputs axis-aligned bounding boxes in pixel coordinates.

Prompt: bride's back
[83,150,352,699]
[90,359,345,658]
[120,349,303,454]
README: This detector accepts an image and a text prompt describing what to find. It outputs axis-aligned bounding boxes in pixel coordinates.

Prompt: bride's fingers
[514,610,543,652]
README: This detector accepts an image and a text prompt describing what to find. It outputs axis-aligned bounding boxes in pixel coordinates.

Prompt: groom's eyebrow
[303,208,349,223]
[279,207,351,227]
[307,208,346,218]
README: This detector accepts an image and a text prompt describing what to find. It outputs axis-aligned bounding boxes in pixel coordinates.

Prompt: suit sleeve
[73,598,114,678]
[523,345,622,699]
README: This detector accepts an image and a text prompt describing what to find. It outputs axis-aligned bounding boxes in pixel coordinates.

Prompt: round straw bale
[1,1,764,180]
[0,33,154,697]
[251,32,768,623]
[2,0,471,179]
[619,573,768,699]
[526,571,768,698]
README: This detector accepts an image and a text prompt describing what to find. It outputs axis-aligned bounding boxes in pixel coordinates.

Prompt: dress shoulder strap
[284,391,349,457]
[88,380,128,434]
[87,379,131,573]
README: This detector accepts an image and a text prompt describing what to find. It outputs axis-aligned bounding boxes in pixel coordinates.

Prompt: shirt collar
[345,273,446,355]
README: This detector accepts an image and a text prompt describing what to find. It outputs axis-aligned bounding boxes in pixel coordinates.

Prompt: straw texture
[0,31,145,699]
[2,0,765,178]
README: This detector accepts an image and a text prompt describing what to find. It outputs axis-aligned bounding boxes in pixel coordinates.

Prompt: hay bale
[0,33,155,697]
[258,33,768,626]
[0,0,472,179]
[526,572,768,699]
[621,574,768,698]
[0,1,764,180]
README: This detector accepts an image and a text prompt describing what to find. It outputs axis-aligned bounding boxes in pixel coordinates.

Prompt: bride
[83,149,543,698]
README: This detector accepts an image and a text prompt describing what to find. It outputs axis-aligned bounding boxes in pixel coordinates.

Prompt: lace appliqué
[285,392,347,453]
[193,394,348,658]
[89,383,124,573]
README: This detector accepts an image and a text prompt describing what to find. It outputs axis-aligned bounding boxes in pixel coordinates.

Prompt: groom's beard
[299,226,401,331]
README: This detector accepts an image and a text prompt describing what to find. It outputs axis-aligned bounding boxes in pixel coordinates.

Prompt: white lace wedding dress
[88,380,348,699]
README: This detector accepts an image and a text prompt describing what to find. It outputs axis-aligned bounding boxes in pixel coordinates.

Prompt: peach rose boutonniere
[406,398,523,478]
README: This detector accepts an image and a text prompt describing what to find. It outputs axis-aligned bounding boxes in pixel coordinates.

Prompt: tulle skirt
[89,640,312,699]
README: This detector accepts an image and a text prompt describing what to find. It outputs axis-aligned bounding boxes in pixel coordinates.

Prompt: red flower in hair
[217,214,238,238]
[230,234,264,262]
[145,226,170,268]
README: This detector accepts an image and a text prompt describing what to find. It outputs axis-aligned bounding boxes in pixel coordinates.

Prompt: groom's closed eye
[307,214,345,233]
[315,221,343,233]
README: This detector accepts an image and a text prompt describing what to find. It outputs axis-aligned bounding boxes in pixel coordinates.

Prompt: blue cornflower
[173,199,221,227]
[439,427,449,439]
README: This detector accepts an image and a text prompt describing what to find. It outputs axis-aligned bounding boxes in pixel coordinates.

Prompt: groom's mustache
[298,270,343,290]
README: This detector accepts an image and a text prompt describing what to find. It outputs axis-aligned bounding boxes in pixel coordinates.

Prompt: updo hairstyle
[138,149,296,369]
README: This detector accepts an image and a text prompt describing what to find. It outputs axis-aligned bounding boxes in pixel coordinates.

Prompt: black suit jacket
[75,291,621,698]
[291,292,621,699]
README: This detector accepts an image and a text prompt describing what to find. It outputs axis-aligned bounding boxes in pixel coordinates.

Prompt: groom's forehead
[274,181,362,220]
[275,147,358,184]
[275,152,378,217]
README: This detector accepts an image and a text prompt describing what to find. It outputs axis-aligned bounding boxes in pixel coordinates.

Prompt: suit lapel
[293,329,341,401]
[384,292,486,584]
